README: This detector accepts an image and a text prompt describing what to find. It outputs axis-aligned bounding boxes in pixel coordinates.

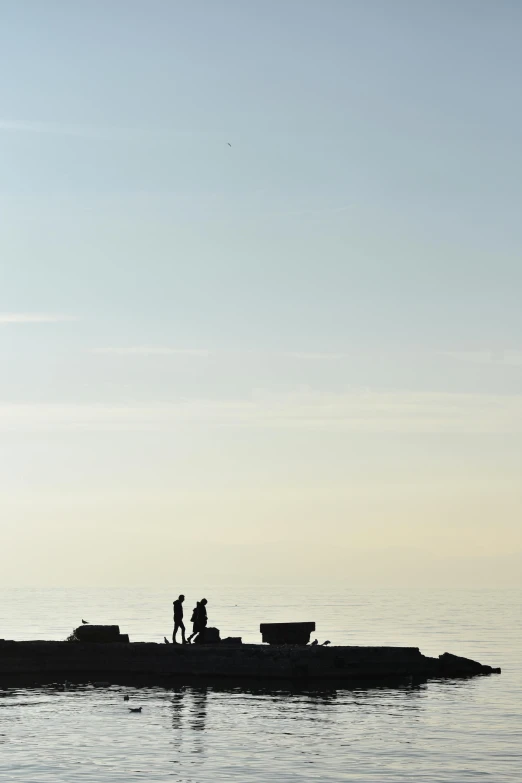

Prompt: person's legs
[173,621,181,643]
[180,620,186,644]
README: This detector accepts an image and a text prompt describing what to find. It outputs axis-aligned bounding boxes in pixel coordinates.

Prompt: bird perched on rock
[322,640,331,646]
[81,619,89,624]
[128,707,142,713]
[311,639,318,646]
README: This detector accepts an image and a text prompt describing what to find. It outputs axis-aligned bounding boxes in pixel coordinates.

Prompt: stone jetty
[0,638,501,684]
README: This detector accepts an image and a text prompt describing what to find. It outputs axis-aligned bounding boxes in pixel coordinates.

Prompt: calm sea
[0,586,519,782]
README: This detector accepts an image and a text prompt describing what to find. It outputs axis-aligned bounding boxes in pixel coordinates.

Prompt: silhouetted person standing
[172,594,186,644]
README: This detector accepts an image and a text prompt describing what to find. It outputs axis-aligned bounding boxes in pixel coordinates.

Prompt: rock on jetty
[260,622,316,645]
[0,639,500,684]
[70,625,130,643]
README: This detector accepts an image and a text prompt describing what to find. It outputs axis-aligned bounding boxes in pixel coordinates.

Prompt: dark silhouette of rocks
[438,652,499,675]
[194,627,220,644]
[260,622,316,645]
[71,625,129,643]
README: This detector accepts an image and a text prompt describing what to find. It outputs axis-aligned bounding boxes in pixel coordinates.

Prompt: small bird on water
[128,707,142,713]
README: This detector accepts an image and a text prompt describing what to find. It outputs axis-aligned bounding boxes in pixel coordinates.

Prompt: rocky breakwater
[0,639,500,684]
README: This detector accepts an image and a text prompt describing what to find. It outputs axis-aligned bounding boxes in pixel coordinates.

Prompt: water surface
[0,587,519,782]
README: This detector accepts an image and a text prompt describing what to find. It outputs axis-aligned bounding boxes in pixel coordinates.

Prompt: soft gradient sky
[1,0,521,587]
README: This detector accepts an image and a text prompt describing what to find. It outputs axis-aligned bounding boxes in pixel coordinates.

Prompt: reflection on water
[191,686,208,734]
[173,687,208,759]
[170,688,184,732]
[0,587,519,782]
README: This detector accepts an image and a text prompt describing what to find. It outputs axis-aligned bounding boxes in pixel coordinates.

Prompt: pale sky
[1,0,521,587]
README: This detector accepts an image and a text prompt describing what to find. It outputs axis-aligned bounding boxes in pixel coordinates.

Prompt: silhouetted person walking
[172,594,186,644]
[187,601,200,643]
[194,598,208,644]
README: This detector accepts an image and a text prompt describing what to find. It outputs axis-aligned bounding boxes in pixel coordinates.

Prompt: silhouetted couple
[172,595,208,644]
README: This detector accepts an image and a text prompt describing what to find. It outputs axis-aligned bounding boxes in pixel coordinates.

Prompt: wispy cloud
[0,119,203,141]
[283,351,348,360]
[259,204,352,220]
[91,346,210,357]
[443,350,522,367]
[0,119,124,139]
[0,313,76,324]
[1,390,521,434]
[91,347,346,360]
